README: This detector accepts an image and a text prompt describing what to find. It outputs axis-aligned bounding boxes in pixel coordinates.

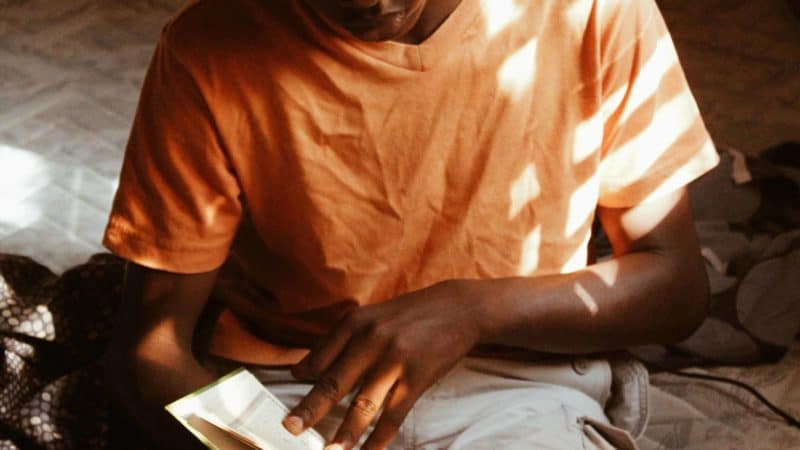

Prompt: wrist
[447,278,504,345]
[453,276,555,350]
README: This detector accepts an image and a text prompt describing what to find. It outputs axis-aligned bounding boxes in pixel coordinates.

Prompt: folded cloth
[0,254,140,450]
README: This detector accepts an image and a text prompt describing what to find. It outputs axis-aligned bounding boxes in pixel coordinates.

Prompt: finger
[284,336,382,435]
[293,325,352,379]
[293,314,361,380]
[360,381,416,450]
[329,361,402,449]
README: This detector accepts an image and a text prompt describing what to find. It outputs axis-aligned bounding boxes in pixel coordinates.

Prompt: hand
[282,280,484,450]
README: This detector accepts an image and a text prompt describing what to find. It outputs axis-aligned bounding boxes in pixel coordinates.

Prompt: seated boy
[102,0,719,448]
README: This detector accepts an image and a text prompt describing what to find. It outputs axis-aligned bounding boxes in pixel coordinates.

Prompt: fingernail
[325,436,352,450]
[283,415,304,435]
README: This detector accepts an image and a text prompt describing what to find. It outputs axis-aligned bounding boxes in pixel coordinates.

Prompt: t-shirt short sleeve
[596,0,719,208]
[103,31,242,273]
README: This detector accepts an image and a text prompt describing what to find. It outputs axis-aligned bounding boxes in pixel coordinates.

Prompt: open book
[165,368,326,450]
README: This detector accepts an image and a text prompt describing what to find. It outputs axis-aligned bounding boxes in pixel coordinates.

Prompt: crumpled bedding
[641,341,800,449]
[1,145,799,449]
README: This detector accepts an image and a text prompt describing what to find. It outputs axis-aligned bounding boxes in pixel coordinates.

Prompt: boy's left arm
[475,185,710,353]
[283,185,708,450]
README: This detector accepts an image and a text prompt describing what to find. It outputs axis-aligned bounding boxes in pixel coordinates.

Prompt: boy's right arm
[102,262,220,449]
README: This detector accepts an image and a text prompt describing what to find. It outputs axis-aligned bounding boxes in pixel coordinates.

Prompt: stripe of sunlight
[613,34,681,126]
[0,144,49,229]
[497,37,538,101]
[516,224,542,276]
[480,0,525,38]
[601,88,700,185]
[575,34,679,165]
[573,282,599,316]
[564,174,598,237]
[630,138,715,213]
[508,164,541,220]
[559,233,591,274]
[571,115,603,164]
[559,234,620,287]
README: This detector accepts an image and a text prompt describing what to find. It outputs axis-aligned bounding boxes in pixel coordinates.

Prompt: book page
[166,368,325,450]
[183,414,257,450]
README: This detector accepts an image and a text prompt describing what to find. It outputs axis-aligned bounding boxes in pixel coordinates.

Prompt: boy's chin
[339,19,412,42]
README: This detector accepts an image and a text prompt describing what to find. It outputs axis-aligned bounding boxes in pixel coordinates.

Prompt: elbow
[668,261,711,343]
[672,290,709,343]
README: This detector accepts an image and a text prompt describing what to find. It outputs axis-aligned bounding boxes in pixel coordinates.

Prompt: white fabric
[240,357,638,449]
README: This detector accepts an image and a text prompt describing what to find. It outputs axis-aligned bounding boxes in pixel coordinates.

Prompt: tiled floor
[0,0,798,273]
[0,0,181,272]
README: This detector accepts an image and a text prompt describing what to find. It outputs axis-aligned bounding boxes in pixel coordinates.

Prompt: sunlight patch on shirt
[497,38,538,101]
[480,0,525,38]
[631,138,716,208]
[565,175,598,237]
[517,225,542,276]
[508,164,541,220]
[618,35,678,125]
[560,235,590,273]
[600,85,629,123]
[598,35,677,131]
[572,115,602,164]
[603,89,699,185]
[564,0,593,29]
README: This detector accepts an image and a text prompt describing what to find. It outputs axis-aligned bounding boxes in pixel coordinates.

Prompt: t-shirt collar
[291,0,480,71]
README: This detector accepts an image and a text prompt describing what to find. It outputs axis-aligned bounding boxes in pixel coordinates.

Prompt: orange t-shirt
[104,0,719,364]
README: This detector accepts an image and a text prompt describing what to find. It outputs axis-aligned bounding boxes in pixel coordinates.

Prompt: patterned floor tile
[0,217,101,274]
[0,0,177,272]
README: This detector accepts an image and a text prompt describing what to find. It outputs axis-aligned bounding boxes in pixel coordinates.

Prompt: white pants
[230,356,640,449]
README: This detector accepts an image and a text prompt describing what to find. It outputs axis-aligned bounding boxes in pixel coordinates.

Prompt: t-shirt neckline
[291,0,479,71]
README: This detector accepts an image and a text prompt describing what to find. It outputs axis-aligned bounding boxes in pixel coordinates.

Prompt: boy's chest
[223,51,602,283]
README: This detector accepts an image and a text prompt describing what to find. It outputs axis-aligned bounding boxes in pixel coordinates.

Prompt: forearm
[469,247,709,354]
[102,262,220,449]
[103,342,214,450]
